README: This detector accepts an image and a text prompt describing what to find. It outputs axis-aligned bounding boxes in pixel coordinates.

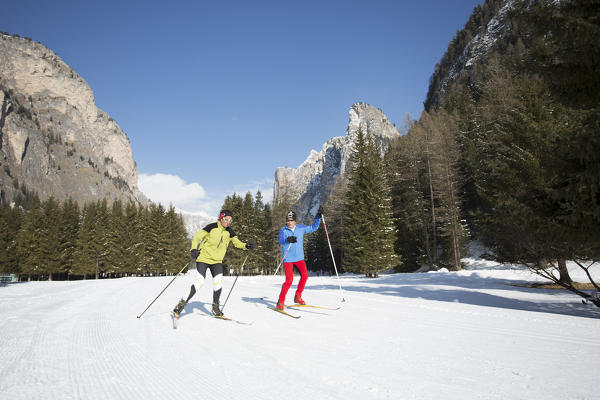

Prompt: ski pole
[221,254,249,313]
[321,214,346,302]
[273,243,292,276]
[136,260,190,319]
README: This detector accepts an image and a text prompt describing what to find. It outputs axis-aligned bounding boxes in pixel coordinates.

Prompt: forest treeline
[0,194,189,280]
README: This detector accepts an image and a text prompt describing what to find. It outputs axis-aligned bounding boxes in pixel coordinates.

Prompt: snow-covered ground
[1,259,599,400]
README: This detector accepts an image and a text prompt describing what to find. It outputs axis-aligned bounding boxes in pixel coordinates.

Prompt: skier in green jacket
[172,210,254,318]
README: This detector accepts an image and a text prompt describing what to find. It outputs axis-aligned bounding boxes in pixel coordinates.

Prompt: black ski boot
[173,299,186,318]
[212,302,223,317]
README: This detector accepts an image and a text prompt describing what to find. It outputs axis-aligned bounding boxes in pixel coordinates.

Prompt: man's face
[221,216,233,227]
[286,218,296,229]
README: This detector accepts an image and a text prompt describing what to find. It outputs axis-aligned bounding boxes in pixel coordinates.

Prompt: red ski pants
[277,260,308,304]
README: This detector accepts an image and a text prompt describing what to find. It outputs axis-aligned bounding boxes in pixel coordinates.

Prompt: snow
[1,260,599,400]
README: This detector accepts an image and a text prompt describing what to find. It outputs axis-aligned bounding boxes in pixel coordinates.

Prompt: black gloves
[317,205,324,219]
[286,236,297,243]
[190,249,200,260]
[246,242,255,250]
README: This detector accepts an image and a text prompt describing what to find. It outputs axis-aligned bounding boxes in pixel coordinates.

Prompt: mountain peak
[0,32,147,205]
[273,102,400,222]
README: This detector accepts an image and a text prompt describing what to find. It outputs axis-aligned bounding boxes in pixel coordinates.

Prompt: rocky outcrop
[425,0,514,110]
[0,33,146,205]
[273,102,400,222]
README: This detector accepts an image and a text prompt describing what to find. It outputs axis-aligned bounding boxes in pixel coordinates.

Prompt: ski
[287,304,341,311]
[268,306,301,319]
[213,315,252,325]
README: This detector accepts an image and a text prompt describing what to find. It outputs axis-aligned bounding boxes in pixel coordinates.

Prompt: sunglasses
[222,217,233,223]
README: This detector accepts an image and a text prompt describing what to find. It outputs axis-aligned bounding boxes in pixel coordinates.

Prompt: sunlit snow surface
[1,260,598,400]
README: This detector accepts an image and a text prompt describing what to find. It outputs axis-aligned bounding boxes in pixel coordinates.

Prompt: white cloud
[138,173,212,214]
[138,174,274,219]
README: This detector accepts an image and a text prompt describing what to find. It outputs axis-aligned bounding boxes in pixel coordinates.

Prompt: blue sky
[2,0,482,218]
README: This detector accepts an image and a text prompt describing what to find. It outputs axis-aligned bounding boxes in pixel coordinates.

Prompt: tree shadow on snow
[308,274,600,319]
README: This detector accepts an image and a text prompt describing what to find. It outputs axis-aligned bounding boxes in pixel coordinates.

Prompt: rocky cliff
[424,0,513,110]
[0,32,146,205]
[273,102,400,222]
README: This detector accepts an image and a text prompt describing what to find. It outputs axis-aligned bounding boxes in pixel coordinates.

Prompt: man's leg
[209,263,224,316]
[294,260,308,303]
[173,262,207,315]
[277,262,295,307]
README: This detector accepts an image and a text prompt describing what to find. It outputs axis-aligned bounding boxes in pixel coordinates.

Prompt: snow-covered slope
[1,260,598,400]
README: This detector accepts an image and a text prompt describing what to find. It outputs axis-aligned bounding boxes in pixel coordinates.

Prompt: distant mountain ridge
[179,210,213,239]
[273,102,401,222]
[0,32,147,205]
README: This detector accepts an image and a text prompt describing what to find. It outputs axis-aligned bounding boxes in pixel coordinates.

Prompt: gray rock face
[0,33,147,205]
[273,102,400,222]
[426,0,514,110]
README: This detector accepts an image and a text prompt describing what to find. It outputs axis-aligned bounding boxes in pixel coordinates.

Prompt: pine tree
[425,110,468,270]
[253,191,274,274]
[0,207,11,272]
[59,198,80,279]
[305,219,331,274]
[261,202,277,274]
[16,201,43,280]
[164,205,189,274]
[364,133,398,275]
[122,202,143,275]
[2,203,25,274]
[106,200,126,277]
[40,197,61,280]
[222,193,246,273]
[386,132,430,272]
[74,202,98,278]
[322,174,347,273]
[139,204,161,276]
[94,199,110,278]
[238,192,256,273]
[342,128,398,277]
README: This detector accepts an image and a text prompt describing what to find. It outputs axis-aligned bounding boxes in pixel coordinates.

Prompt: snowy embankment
[1,260,599,400]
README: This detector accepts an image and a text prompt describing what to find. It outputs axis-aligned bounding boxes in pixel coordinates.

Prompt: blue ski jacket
[278,217,321,263]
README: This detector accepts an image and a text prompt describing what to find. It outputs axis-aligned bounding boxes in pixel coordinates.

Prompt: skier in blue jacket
[276,207,322,309]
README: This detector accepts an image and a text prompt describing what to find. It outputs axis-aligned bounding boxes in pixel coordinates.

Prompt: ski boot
[212,302,224,317]
[294,294,306,305]
[276,301,285,310]
[173,298,186,318]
